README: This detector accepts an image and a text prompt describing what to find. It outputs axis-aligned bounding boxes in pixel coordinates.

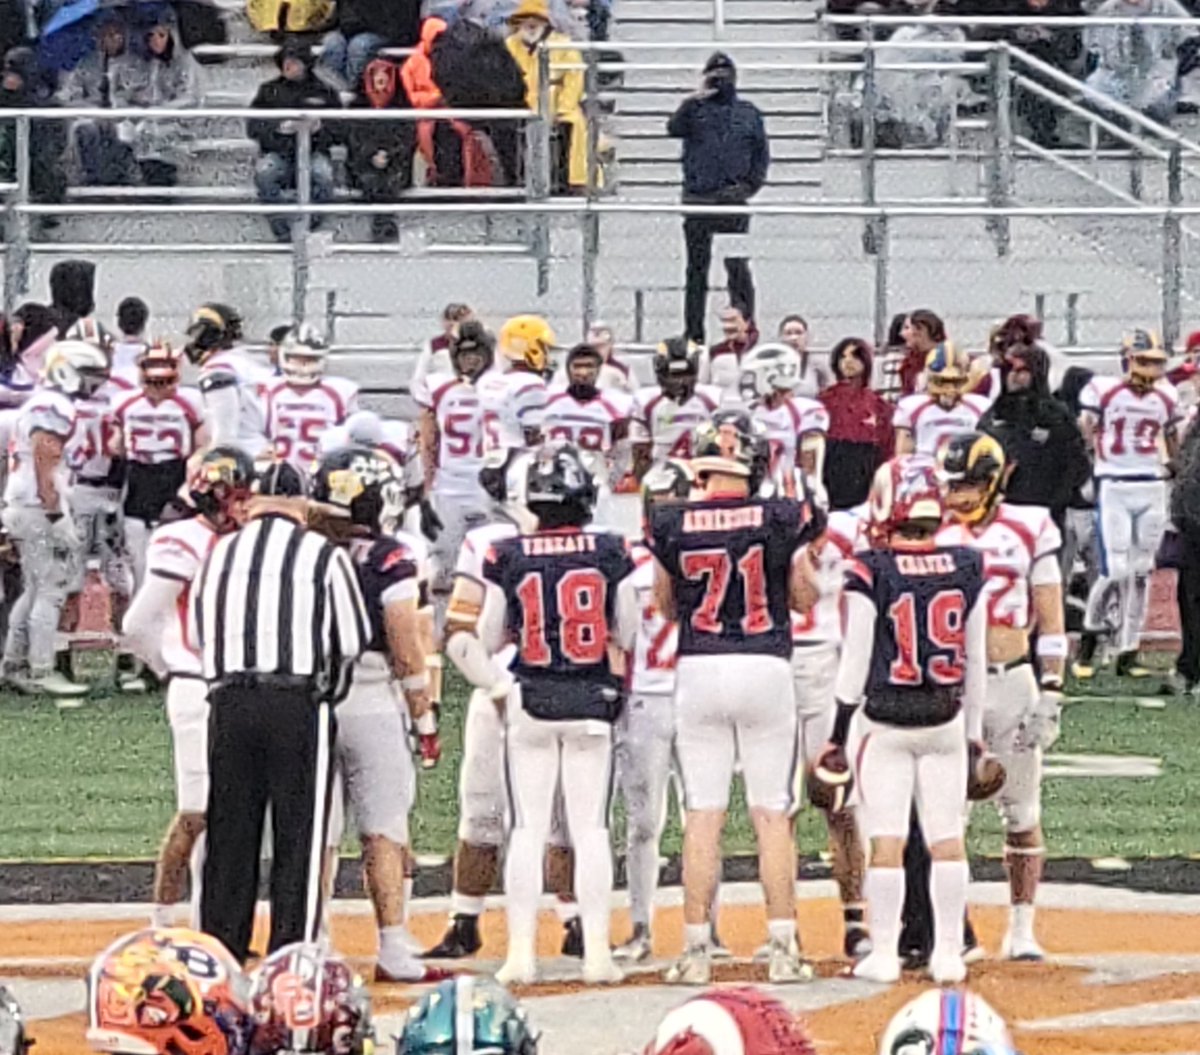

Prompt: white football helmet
[280,324,328,386]
[739,342,800,401]
[44,340,109,398]
[878,989,1016,1055]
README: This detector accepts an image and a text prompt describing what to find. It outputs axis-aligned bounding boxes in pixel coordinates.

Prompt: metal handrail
[4,106,532,121]
[825,13,1200,26]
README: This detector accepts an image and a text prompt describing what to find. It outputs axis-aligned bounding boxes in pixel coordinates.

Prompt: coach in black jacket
[1171,422,1200,692]
[667,52,770,344]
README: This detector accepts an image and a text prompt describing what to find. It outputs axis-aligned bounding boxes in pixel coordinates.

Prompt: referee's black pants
[200,682,337,963]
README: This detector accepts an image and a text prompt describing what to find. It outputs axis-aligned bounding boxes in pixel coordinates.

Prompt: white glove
[1020,689,1062,751]
[48,513,80,550]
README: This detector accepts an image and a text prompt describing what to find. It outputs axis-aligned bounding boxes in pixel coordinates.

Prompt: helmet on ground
[868,456,945,544]
[65,316,115,354]
[1123,328,1168,389]
[311,446,406,536]
[189,447,256,530]
[641,458,694,532]
[878,989,1016,1055]
[924,341,970,407]
[653,337,701,397]
[480,448,537,533]
[691,409,760,484]
[185,304,243,364]
[86,927,251,1055]
[279,325,328,386]
[0,986,30,1055]
[397,977,537,1055]
[499,315,555,374]
[525,441,597,525]
[44,339,110,398]
[451,321,495,382]
[139,342,182,388]
[937,431,1006,525]
[247,944,372,1055]
[739,342,800,402]
[644,987,815,1055]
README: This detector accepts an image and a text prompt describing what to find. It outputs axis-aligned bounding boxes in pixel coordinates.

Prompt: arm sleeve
[666,97,695,138]
[833,590,876,703]
[962,594,988,742]
[613,573,640,651]
[122,574,185,676]
[200,377,241,447]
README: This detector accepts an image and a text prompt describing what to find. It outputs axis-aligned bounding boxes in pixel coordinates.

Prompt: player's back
[847,545,984,726]
[347,535,420,655]
[199,349,269,455]
[477,368,546,456]
[146,514,220,675]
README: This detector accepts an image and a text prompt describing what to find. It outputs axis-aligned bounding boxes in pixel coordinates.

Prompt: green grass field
[0,671,1194,862]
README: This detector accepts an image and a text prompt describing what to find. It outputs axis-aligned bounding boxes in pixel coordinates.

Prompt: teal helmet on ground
[396,978,537,1055]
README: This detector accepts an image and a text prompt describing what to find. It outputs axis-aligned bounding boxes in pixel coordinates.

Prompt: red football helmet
[645,988,816,1055]
[867,456,945,545]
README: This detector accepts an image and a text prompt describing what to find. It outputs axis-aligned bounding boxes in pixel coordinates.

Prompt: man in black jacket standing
[667,53,769,345]
[1171,422,1200,695]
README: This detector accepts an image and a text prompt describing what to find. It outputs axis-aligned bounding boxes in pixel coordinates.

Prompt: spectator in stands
[248,42,344,242]
[668,52,769,345]
[702,303,757,398]
[778,313,832,396]
[505,0,589,194]
[349,58,415,242]
[402,17,468,187]
[0,46,66,218]
[319,0,421,91]
[60,16,137,186]
[895,308,945,395]
[820,336,894,508]
[114,296,149,373]
[1,0,29,61]
[1085,0,1191,123]
[47,259,95,336]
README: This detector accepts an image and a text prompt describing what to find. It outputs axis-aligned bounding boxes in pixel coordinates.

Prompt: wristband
[1036,633,1068,659]
[402,673,430,692]
[831,700,857,747]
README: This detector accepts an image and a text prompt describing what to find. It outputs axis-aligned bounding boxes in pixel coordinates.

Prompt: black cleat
[561,916,584,958]
[423,914,482,959]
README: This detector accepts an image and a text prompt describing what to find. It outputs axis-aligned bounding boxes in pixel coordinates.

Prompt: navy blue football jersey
[482,529,635,722]
[348,536,419,654]
[651,495,824,659]
[844,545,984,726]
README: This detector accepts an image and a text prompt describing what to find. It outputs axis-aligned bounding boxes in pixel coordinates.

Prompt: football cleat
[766,938,814,984]
[709,930,733,960]
[1115,650,1151,678]
[494,957,536,987]
[613,925,653,963]
[929,952,968,984]
[14,670,89,700]
[582,956,624,985]
[1002,930,1046,962]
[423,914,482,959]
[1070,660,1096,681]
[664,946,712,986]
[853,951,901,984]
[561,916,584,958]
[418,733,442,769]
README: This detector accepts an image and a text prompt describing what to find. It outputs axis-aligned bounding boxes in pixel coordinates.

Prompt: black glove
[419,499,444,542]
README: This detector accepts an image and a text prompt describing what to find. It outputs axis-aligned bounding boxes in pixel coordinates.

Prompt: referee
[192,498,369,962]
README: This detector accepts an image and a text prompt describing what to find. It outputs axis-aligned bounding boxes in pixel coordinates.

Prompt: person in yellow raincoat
[505,0,591,191]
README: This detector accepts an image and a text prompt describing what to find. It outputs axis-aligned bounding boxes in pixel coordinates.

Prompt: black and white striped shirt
[191,513,370,702]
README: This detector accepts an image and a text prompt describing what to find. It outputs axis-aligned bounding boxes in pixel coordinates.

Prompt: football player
[1076,330,1179,677]
[0,985,29,1055]
[877,988,1017,1055]
[894,343,990,457]
[397,978,538,1055]
[111,344,205,591]
[630,338,722,479]
[411,302,475,398]
[645,988,816,1055]
[113,297,150,380]
[184,303,270,459]
[550,321,634,394]
[477,314,552,461]
[651,410,824,985]
[826,457,986,985]
[1,340,109,699]
[264,326,360,475]
[739,342,829,493]
[937,432,1065,960]
[445,442,637,985]
[611,460,689,964]
[122,447,254,928]
[307,448,450,983]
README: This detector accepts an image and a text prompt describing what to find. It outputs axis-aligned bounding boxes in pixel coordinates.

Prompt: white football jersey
[198,348,271,457]
[422,373,486,496]
[542,389,631,454]
[752,395,829,488]
[477,368,547,457]
[791,507,863,646]
[630,384,722,461]
[4,389,79,508]
[455,521,519,668]
[1080,376,1179,479]
[629,540,677,696]
[894,393,990,457]
[264,376,360,472]
[937,502,1061,630]
[112,388,203,465]
[145,515,220,675]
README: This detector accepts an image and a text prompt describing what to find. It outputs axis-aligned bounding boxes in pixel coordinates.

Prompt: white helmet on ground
[878,989,1016,1055]
[280,324,328,385]
[44,340,109,398]
[739,342,800,401]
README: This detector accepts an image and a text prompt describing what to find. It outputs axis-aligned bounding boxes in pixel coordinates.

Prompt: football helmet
[868,456,945,544]
[525,441,598,525]
[878,988,1016,1055]
[479,448,537,533]
[692,409,760,483]
[938,431,1006,525]
[924,341,970,408]
[311,446,406,536]
[44,339,110,398]
[189,447,256,531]
[279,325,328,386]
[645,988,815,1055]
[653,337,701,399]
[139,342,182,390]
[185,304,243,364]
[65,316,115,354]
[86,927,251,1055]
[1122,329,1168,390]
[499,315,555,374]
[0,986,30,1055]
[255,458,306,498]
[247,944,372,1055]
[451,321,495,382]
[397,977,537,1055]
[739,342,801,402]
[641,458,694,534]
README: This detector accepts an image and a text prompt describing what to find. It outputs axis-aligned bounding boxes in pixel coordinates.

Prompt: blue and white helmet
[878,989,1016,1055]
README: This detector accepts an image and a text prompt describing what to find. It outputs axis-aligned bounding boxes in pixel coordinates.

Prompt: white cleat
[613,929,652,963]
[665,946,712,986]
[766,939,815,984]
[494,958,537,987]
[1003,931,1046,962]
[15,671,89,701]
[929,953,968,984]
[853,951,902,984]
[582,957,624,985]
